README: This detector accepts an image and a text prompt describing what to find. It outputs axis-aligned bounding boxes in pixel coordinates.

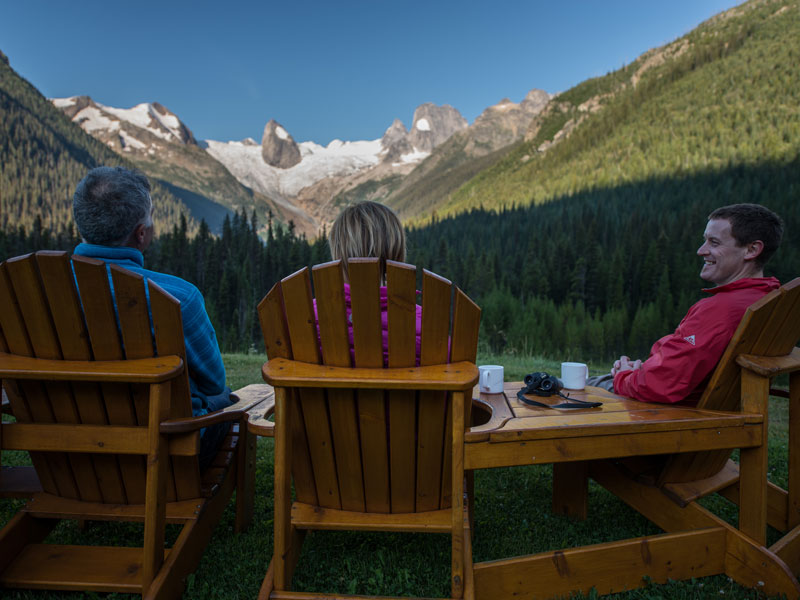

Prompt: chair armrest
[231,383,275,437]
[160,408,247,434]
[263,357,478,391]
[160,383,276,435]
[247,399,275,437]
[736,347,800,377]
[0,352,183,383]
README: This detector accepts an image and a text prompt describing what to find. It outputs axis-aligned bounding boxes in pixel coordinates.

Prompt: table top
[467,380,757,444]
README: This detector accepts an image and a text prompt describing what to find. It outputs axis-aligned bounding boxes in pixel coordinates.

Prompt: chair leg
[257,558,275,600]
[771,521,800,574]
[463,497,475,600]
[739,370,769,545]
[553,461,588,519]
[235,421,257,533]
[142,381,170,594]
[451,391,466,599]
[788,371,800,529]
[273,387,293,591]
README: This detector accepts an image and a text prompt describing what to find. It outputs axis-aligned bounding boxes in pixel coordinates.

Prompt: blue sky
[2,0,742,145]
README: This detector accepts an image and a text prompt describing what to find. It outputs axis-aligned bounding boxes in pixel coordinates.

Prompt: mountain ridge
[419,0,800,222]
[0,54,201,237]
[51,95,315,235]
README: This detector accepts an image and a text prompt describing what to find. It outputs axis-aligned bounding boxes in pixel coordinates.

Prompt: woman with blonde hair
[323,201,421,364]
[328,200,406,282]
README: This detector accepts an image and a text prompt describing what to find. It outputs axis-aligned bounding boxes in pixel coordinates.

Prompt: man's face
[697,218,749,286]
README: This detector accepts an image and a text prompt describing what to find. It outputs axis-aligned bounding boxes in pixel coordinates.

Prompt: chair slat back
[660,277,800,484]
[386,260,418,513]
[261,258,480,514]
[350,259,390,512]
[0,252,200,504]
[697,278,800,412]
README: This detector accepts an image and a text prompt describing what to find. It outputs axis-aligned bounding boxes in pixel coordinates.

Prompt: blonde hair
[329,201,406,279]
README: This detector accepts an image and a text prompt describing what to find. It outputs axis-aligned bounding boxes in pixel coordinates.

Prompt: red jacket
[613,277,780,404]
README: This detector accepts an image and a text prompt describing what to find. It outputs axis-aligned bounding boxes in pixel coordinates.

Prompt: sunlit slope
[429,0,799,221]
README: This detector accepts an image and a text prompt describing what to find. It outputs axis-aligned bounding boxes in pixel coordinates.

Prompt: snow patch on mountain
[77,106,121,133]
[100,103,184,142]
[52,97,76,108]
[205,137,384,198]
[119,131,147,151]
[51,96,195,146]
[394,148,429,166]
[414,118,431,131]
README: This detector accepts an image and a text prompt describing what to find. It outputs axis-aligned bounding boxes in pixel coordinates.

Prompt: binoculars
[523,372,564,396]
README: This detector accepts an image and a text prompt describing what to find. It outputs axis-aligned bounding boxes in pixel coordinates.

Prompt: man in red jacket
[589,203,784,404]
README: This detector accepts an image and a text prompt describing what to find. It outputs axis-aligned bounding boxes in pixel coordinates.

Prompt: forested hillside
[407,161,799,361]
[0,51,198,236]
[426,0,800,221]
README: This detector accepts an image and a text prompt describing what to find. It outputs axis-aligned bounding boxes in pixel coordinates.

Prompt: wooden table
[463,380,781,599]
[465,381,758,471]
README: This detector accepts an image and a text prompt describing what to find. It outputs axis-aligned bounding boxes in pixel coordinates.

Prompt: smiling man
[589,203,784,404]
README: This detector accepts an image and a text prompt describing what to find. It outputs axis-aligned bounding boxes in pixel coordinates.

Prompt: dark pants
[586,373,615,393]
[198,387,233,472]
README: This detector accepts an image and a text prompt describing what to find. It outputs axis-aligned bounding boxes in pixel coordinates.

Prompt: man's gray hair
[73,166,152,246]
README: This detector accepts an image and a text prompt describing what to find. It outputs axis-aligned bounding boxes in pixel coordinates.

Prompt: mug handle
[480,369,487,390]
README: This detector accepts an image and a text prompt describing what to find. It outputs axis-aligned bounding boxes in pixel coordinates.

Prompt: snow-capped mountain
[204,135,384,200]
[52,96,196,152]
[204,103,468,207]
[51,93,537,235]
[51,95,317,236]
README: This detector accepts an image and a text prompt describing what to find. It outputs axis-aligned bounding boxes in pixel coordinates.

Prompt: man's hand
[611,355,642,376]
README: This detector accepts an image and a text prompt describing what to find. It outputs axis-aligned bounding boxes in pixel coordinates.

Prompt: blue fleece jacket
[73,243,227,416]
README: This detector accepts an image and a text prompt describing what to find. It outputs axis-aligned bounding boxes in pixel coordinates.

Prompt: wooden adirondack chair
[255,258,480,599]
[653,277,800,574]
[0,251,268,599]
[557,277,800,593]
[464,277,800,599]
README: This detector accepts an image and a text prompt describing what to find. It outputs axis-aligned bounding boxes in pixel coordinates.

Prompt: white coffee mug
[561,362,588,390]
[479,365,504,394]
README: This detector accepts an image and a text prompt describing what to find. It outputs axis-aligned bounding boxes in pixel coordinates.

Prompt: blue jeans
[586,373,615,393]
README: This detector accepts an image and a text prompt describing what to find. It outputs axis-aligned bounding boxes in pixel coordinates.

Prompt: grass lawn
[0,352,792,599]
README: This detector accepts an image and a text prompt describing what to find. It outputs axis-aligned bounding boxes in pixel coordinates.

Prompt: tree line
[3,157,797,363]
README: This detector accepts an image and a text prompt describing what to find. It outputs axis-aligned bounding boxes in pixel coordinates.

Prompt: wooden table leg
[553,461,588,520]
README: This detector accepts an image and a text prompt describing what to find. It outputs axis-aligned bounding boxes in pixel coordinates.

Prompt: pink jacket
[315,284,422,366]
[613,277,780,404]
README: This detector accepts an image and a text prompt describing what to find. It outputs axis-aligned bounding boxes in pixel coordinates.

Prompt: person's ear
[129,223,148,249]
[744,239,764,261]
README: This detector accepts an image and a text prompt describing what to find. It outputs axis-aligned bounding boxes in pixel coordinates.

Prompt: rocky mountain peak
[520,89,551,112]
[261,119,301,169]
[150,102,197,145]
[55,95,97,119]
[51,96,198,149]
[407,103,468,152]
[381,119,408,149]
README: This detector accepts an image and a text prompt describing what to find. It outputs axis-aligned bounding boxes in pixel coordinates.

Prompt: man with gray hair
[72,166,231,470]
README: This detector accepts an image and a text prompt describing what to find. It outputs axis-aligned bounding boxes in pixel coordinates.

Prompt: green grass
[0,352,792,599]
